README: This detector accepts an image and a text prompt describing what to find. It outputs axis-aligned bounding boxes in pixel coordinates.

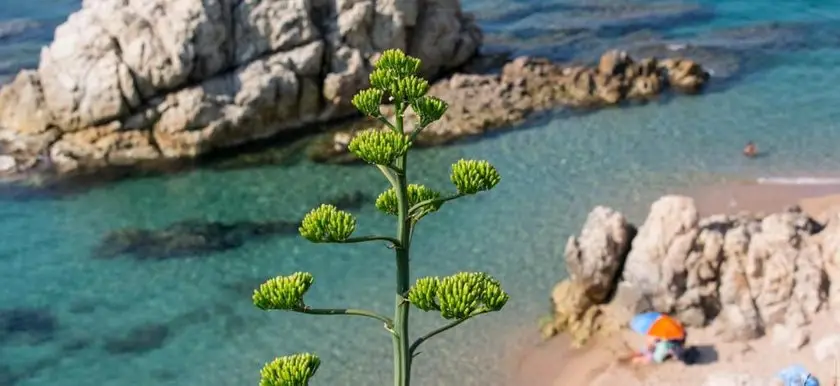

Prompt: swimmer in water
[743,141,757,158]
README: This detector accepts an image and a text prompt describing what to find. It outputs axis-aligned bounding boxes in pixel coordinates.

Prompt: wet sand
[508,179,840,386]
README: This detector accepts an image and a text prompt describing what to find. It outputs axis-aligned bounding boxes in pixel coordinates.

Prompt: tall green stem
[392,104,412,386]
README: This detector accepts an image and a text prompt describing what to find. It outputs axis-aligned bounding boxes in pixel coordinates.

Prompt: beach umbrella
[629,312,685,340]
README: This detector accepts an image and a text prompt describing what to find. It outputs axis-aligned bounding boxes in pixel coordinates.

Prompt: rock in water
[103,323,170,355]
[0,307,59,344]
[93,219,300,260]
[0,0,480,177]
[309,52,712,164]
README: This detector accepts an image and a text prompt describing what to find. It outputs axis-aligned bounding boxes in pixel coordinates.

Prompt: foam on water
[3,1,840,386]
[756,177,840,186]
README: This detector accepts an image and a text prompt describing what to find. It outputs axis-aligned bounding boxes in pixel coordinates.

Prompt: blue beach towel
[777,364,820,386]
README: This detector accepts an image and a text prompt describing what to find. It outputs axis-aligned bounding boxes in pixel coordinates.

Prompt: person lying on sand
[630,336,685,365]
[627,312,688,365]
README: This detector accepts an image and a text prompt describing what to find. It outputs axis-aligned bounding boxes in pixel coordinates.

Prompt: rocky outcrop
[565,206,636,304]
[545,195,838,348]
[0,0,480,178]
[541,206,636,345]
[308,50,710,164]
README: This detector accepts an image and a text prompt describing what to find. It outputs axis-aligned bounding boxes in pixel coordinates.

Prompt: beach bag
[679,346,699,365]
[777,365,820,386]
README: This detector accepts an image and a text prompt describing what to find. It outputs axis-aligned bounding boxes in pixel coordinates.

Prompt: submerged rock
[0,364,17,386]
[93,219,300,260]
[0,0,480,179]
[94,191,373,260]
[0,308,58,345]
[103,323,169,355]
[308,50,710,164]
[545,195,839,347]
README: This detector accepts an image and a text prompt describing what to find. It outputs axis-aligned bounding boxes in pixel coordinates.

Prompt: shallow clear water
[2,1,840,385]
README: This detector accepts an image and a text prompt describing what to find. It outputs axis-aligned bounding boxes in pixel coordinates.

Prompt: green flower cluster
[259,353,321,386]
[348,130,412,166]
[375,184,442,218]
[410,96,448,128]
[407,272,509,320]
[351,88,385,117]
[298,204,356,243]
[369,50,427,103]
[253,272,315,311]
[351,49,451,142]
[450,159,501,195]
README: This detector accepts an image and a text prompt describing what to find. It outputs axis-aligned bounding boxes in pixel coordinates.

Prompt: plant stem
[378,115,397,131]
[297,307,394,328]
[341,235,403,247]
[392,104,412,386]
[407,194,464,216]
[408,310,490,356]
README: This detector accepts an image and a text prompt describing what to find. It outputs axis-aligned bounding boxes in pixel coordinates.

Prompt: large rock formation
[0,0,480,177]
[308,50,710,164]
[545,195,839,348]
[542,205,636,345]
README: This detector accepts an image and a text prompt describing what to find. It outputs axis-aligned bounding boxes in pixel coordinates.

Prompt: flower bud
[351,88,384,117]
[253,272,315,311]
[411,96,448,128]
[389,75,429,103]
[407,277,441,311]
[299,204,356,243]
[481,277,510,312]
[438,272,484,320]
[375,184,442,218]
[259,353,320,386]
[409,272,510,319]
[450,159,501,195]
[374,49,421,77]
[369,68,394,92]
[348,130,411,166]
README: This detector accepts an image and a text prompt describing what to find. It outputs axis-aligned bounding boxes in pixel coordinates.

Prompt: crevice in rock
[311,1,335,121]
[229,0,246,68]
[92,37,324,136]
[146,126,163,156]
[107,34,143,119]
[604,223,638,303]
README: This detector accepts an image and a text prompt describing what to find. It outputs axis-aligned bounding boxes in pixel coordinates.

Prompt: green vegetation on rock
[251,49,509,386]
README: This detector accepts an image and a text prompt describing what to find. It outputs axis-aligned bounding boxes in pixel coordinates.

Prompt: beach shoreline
[508,178,840,386]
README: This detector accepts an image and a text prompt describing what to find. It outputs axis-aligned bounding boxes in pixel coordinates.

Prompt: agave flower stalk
[252,49,510,386]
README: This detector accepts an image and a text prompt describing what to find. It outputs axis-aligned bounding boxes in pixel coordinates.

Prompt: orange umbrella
[629,312,685,340]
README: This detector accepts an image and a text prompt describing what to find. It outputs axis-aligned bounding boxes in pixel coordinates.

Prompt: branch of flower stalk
[408,309,492,356]
[409,125,427,142]
[340,235,403,248]
[408,221,418,245]
[376,164,401,187]
[376,115,397,132]
[296,306,394,330]
[408,194,464,216]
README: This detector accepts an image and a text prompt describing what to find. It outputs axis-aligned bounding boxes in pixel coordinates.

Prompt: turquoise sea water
[3,1,840,385]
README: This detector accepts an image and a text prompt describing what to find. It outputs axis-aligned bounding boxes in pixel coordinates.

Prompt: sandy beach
[684,181,840,221]
[508,179,840,386]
